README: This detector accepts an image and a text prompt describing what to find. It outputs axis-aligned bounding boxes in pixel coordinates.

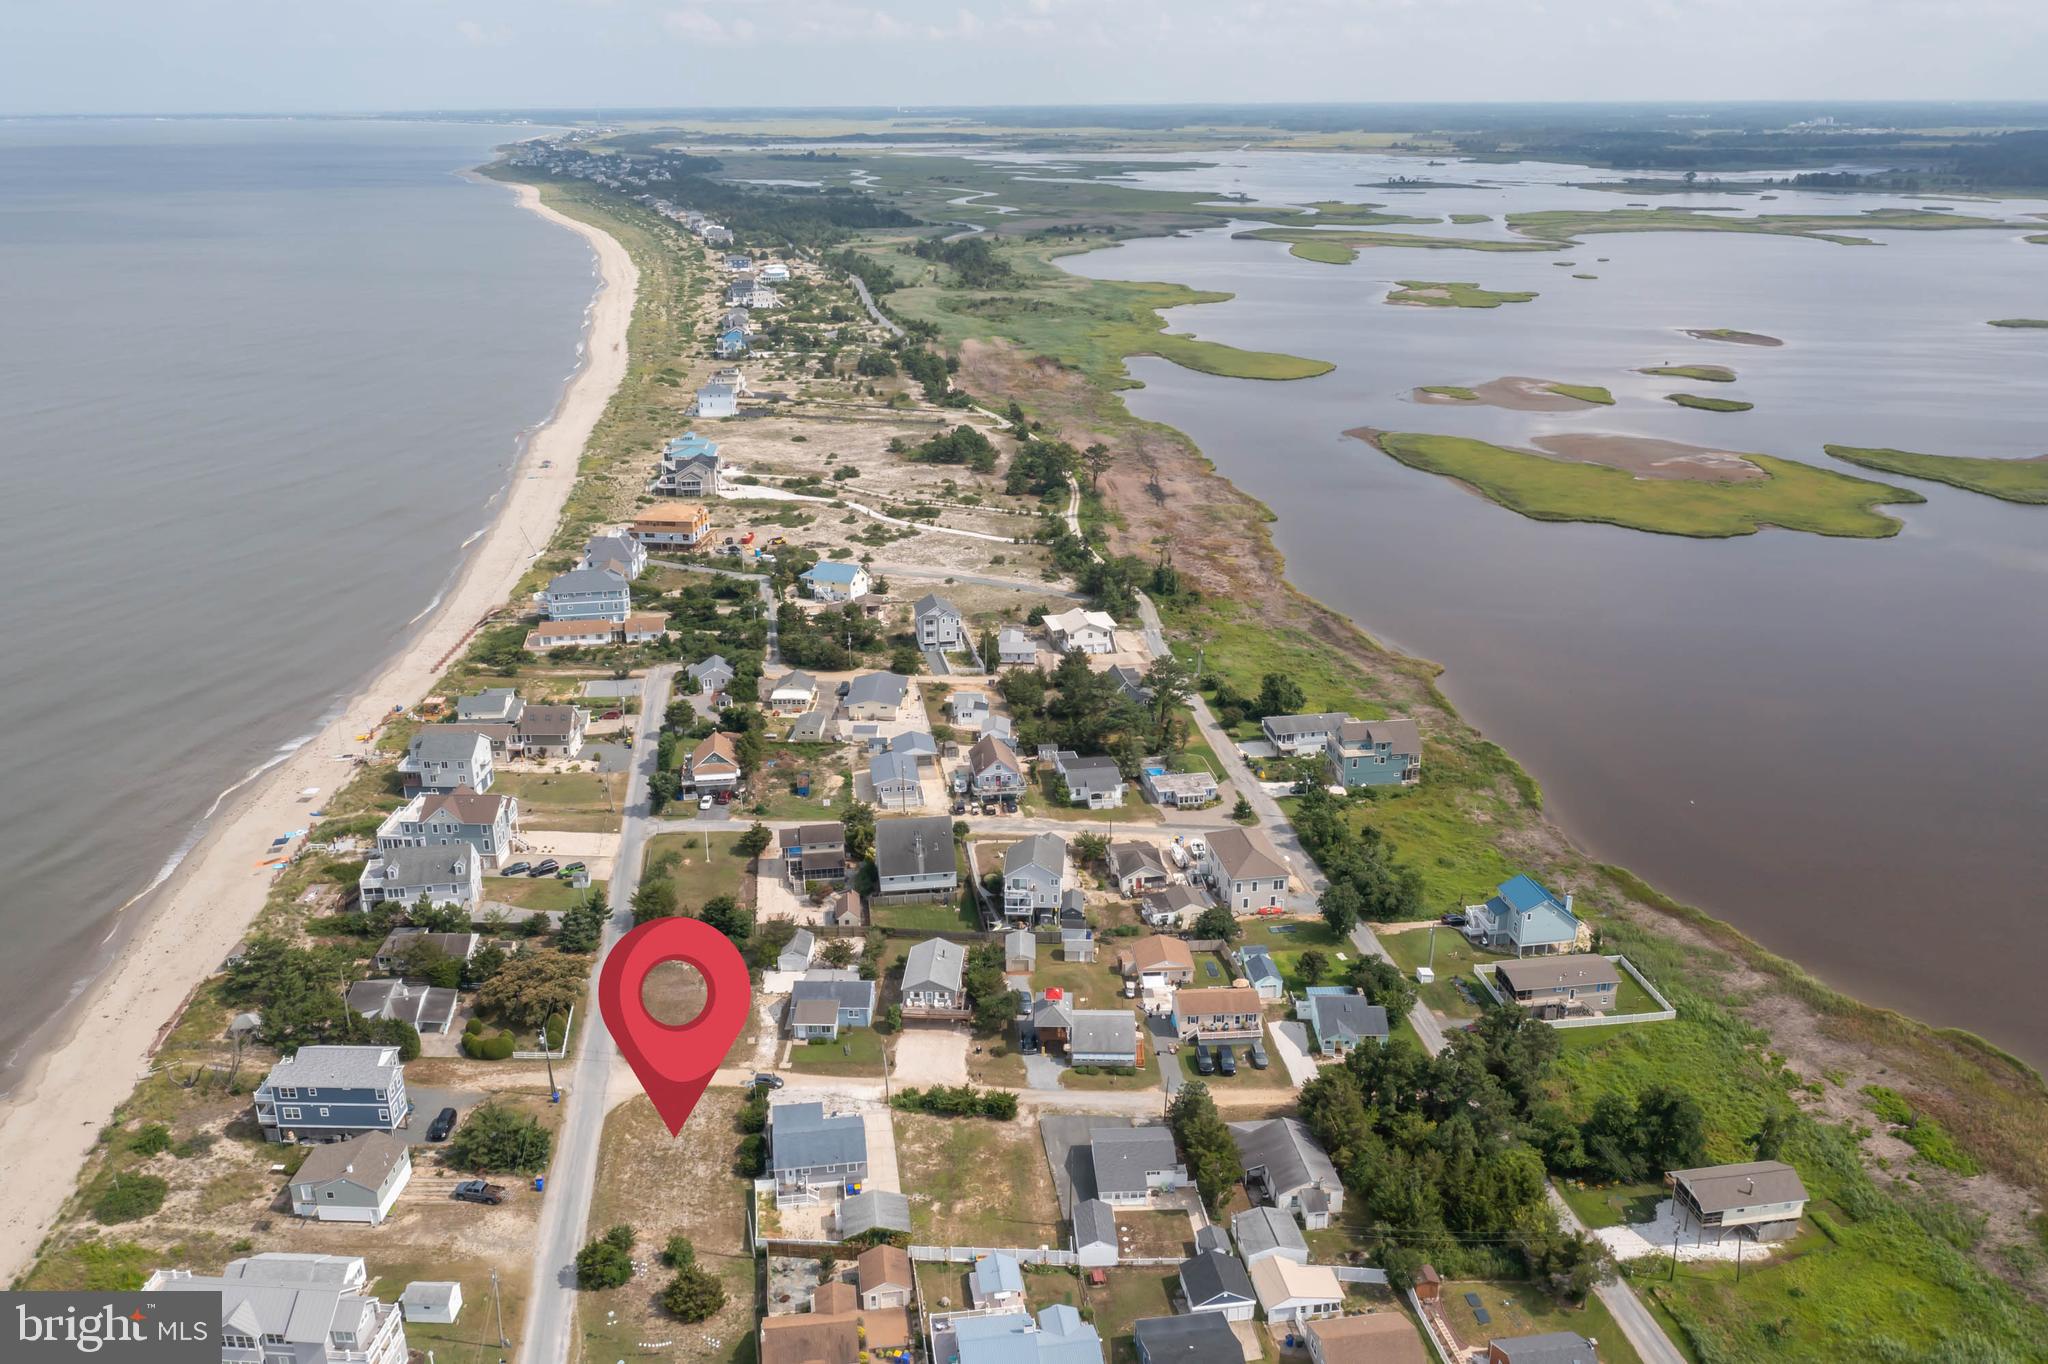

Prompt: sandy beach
[0,180,636,1286]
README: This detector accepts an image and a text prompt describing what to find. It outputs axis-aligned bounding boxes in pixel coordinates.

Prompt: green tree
[661,1257,727,1321]
[964,943,1015,1034]
[1320,881,1363,937]
[557,889,608,954]
[476,949,587,1027]
[736,822,774,859]
[649,769,680,814]
[1167,1082,1244,1213]
[1751,1107,1798,1161]
[1254,672,1306,719]
[699,894,753,944]
[448,1103,553,1174]
[575,1225,636,1290]
[1297,949,1329,986]
[1349,954,1416,1021]
[631,877,678,925]
[841,800,877,861]
[1193,904,1239,943]
[1231,794,1255,823]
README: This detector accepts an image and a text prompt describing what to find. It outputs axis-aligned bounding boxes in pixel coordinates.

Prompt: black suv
[426,1107,458,1142]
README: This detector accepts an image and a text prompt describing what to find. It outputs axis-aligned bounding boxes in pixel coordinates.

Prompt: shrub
[662,1263,727,1321]
[128,1124,173,1157]
[734,1133,767,1177]
[448,1103,552,1174]
[466,1016,485,1035]
[575,1234,634,1290]
[92,1173,169,1224]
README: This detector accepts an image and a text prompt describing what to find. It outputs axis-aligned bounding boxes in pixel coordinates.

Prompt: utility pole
[492,1266,508,1349]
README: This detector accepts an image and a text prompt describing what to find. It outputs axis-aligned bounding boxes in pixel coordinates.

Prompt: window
[305,1087,319,1097]
[223,1333,256,1349]
[280,1106,301,1122]
[377,1108,391,1122]
[277,1087,297,1100]
[318,1107,330,1118]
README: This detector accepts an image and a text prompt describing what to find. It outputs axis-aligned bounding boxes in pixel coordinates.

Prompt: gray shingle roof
[788,972,875,1014]
[294,1132,409,1191]
[1670,1160,1809,1214]
[263,1045,402,1093]
[1229,1119,1340,1204]
[1090,1125,1179,1196]
[1005,832,1067,880]
[1490,1333,1599,1364]
[1305,991,1389,1047]
[904,938,966,994]
[1178,1249,1255,1309]
[1073,1198,1117,1250]
[1069,1009,1134,1059]
[1132,1313,1240,1364]
[361,843,477,887]
[545,566,628,596]
[1230,1205,1307,1261]
[845,672,909,708]
[409,728,488,766]
[769,1101,867,1172]
[873,816,954,880]
[914,592,960,620]
[838,1189,912,1237]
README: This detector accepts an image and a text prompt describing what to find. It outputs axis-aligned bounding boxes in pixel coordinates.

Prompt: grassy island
[1667,393,1755,412]
[1449,212,1492,224]
[1640,363,1737,382]
[1987,317,2048,328]
[1288,239,1358,265]
[1544,382,1614,405]
[1506,205,2015,247]
[1686,327,1783,346]
[1358,431,1922,537]
[1417,384,1479,401]
[1824,445,2048,503]
[1235,225,1552,254]
[2026,233,2048,245]
[1386,279,1538,308]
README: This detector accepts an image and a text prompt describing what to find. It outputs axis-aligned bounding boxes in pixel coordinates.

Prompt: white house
[399,729,493,796]
[801,561,873,602]
[375,789,518,868]
[998,627,1039,666]
[1043,607,1117,654]
[146,1255,408,1364]
[696,380,739,418]
[290,1132,412,1225]
[357,844,482,912]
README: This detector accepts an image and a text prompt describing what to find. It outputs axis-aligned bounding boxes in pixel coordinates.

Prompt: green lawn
[482,875,607,912]
[492,770,624,831]
[1064,1047,1162,1092]
[640,831,752,906]
[1078,1267,1180,1364]
[1823,444,2048,505]
[783,1028,886,1076]
[1238,919,1348,992]
[1386,279,1538,308]
[1419,384,1479,400]
[1034,956,1128,1012]
[1665,393,1754,413]
[1438,1280,1643,1364]
[1365,432,1923,539]
[1240,226,1552,254]
[1505,205,2011,247]
[1378,926,1491,1019]
[1555,1179,1667,1230]
[871,898,979,933]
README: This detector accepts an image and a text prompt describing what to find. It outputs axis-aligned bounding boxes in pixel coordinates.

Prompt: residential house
[997,626,1039,666]
[1464,874,1589,957]
[1050,750,1126,809]
[687,653,735,698]
[944,1305,1103,1364]
[371,929,478,974]
[869,748,924,810]
[1260,712,1349,756]
[786,971,876,1041]
[802,561,873,603]
[1205,826,1291,912]
[376,789,517,867]
[1141,760,1220,809]
[1029,993,1074,1052]
[1669,1160,1809,1241]
[901,938,969,1019]
[653,434,721,498]
[759,261,792,282]
[1325,716,1422,789]
[1068,1009,1139,1066]
[523,619,618,651]
[620,611,671,645]
[1107,665,1153,706]
[759,1284,911,1364]
[541,566,631,622]
[872,815,957,902]
[580,531,647,581]
[1090,1126,1185,1205]
[777,929,816,974]
[1250,1258,1343,1326]
[1487,1333,1600,1364]
[1119,936,1196,989]
[398,1283,465,1326]
[346,979,459,1035]
[1495,955,1622,1019]
[789,708,835,744]
[1003,833,1068,922]
[725,254,752,271]
[838,1189,912,1239]
[1230,1118,1346,1229]
[290,1132,412,1225]
[1004,929,1038,976]
[720,307,751,333]
[822,890,864,928]
[1140,884,1212,931]
[455,688,523,724]
[1305,1314,1429,1364]
[737,280,779,307]
[514,704,587,759]
[779,823,848,885]
[1135,1314,1241,1364]
[1075,1198,1120,1268]
[1231,1205,1309,1266]
[856,1244,913,1310]
[948,690,990,726]
[630,501,712,549]
[357,844,481,913]
[1178,1249,1257,1321]
[971,1252,1027,1309]
[1171,986,1264,1044]
[1296,987,1390,1056]
[1107,842,1168,896]
[687,731,742,791]
[696,380,738,418]
[399,729,493,796]
[1236,944,1285,1001]
[1062,926,1097,963]
[768,1101,868,1203]
[1043,607,1117,654]
[968,733,1027,796]
[914,593,965,650]
[255,1046,407,1143]
[767,670,820,714]
[145,1254,407,1364]
[842,671,908,721]
[979,711,1015,742]
[717,328,749,358]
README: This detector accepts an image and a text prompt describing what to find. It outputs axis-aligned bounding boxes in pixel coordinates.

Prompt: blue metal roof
[803,561,866,584]
[973,1252,1025,1299]
[1498,873,1561,914]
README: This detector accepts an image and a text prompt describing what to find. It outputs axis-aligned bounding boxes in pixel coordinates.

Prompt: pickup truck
[451,1180,506,1206]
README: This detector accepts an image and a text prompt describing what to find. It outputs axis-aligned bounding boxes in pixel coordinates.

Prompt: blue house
[716,328,749,358]
[800,560,873,602]
[1324,716,1422,789]
[1294,988,1389,1056]
[1466,874,1584,957]
[1237,944,1284,1001]
[254,1046,409,1143]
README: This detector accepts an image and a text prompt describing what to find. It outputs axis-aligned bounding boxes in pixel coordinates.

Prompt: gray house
[839,1189,913,1239]
[787,970,876,1041]
[873,816,957,902]
[399,729,494,796]
[914,593,965,650]
[843,671,910,721]
[901,938,969,1018]
[580,531,647,581]
[1178,1249,1257,1321]
[1090,1126,1185,1205]
[1231,1205,1309,1266]
[1050,751,1127,809]
[1003,832,1068,922]
[255,1046,408,1144]
[1295,988,1390,1056]
[540,566,631,622]
[346,979,460,1034]
[372,929,479,974]
[997,626,1038,667]
[357,843,481,912]
[1230,1118,1345,1229]
[777,928,816,973]
[1134,1313,1241,1364]
[513,704,587,759]
[687,653,735,697]
[768,1101,868,1203]
[969,734,1027,796]
[375,789,518,868]
[1068,1009,1138,1066]
[870,748,924,810]
[455,688,523,724]
[1074,1197,1119,1267]
[145,1254,408,1364]
[290,1131,413,1225]
[1494,954,1622,1019]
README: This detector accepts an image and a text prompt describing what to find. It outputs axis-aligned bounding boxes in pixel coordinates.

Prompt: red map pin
[598,917,752,1136]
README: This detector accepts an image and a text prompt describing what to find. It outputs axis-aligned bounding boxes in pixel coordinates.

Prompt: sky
[5,0,2048,115]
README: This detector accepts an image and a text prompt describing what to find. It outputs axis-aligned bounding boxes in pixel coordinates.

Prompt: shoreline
[0,178,638,1286]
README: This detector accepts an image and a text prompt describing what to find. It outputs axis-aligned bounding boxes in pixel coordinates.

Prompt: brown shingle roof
[692,731,740,770]
[1174,986,1262,1016]
[1126,935,1195,974]
[1495,955,1621,994]
[1305,1313,1428,1364]
[293,1131,409,1191]
[759,1308,909,1364]
[416,790,511,825]
[856,1244,911,1296]
[1206,826,1290,883]
[810,1281,856,1314]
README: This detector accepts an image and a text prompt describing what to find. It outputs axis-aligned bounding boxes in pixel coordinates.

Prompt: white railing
[1470,954,1677,1029]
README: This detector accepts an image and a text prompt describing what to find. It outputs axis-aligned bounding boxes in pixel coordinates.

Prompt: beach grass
[1367,432,1923,538]
[1288,239,1357,265]
[1543,382,1615,405]
[1387,279,1539,308]
[1665,393,1754,413]
[1639,364,1737,382]
[1438,1280,1643,1364]
[1822,445,2048,504]
[1419,384,1479,401]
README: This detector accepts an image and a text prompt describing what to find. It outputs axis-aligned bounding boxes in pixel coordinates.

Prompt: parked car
[426,1107,458,1142]
[451,1180,505,1206]
[1440,912,1467,927]
[698,794,714,810]
[1217,1045,1238,1076]
[1194,1043,1215,1075]
[951,800,968,816]
[1019,1031,1040,1056]
[1247,1041,1269,1070]
[750,1073,784,1090]
[559,861,587,875]
[499,861,531,877]
[529,859,560,877]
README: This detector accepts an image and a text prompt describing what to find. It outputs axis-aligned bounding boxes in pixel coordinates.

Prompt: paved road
[1545,1186,1689,1364]
[847,272,903,338]
[518,664,676,1364]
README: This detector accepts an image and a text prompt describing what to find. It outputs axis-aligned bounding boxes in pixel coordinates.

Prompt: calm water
[1053,152,2048,1064]
[0,119,594,1090]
